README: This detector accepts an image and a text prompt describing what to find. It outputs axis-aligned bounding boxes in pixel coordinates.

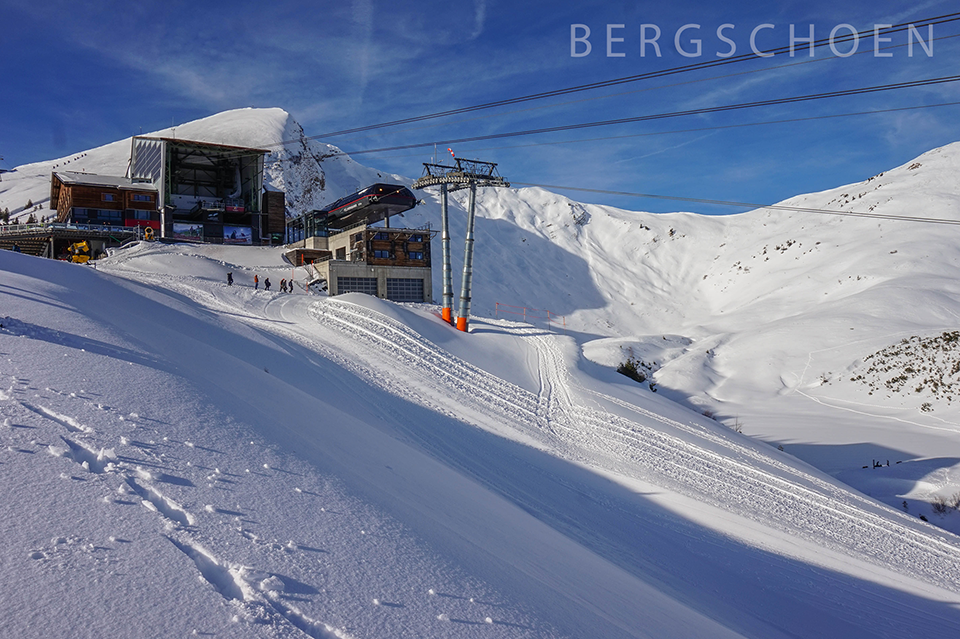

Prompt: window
[374,232,390,240]
[410,234,423,242]
[373,249,391,259]
[126,209,152,220]
[132,194,153,202]
[407,251,424,260]
[336,247,346,260]
[98,209,122,224]
[71,208,92,222]
[101,193,116,202]
[74,208,122,225]
[351,232,363,244]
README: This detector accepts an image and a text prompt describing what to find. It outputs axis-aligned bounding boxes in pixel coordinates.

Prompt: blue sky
[2,0,958,213]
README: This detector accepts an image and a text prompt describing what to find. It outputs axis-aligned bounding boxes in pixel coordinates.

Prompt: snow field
[4,108,960,637]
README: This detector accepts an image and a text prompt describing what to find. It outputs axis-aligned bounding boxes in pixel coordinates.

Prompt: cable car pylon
[413,158,509,332]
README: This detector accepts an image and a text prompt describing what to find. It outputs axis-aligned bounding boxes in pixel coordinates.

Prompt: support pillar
[456,183,477,332]
[440,183,453,324]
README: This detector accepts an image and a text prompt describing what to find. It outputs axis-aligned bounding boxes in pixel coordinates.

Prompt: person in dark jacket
[264,278,271,291]
[227,272,234,286]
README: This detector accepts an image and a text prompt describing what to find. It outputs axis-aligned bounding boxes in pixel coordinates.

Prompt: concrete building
[285,183,433,303]
[287,224,434,303]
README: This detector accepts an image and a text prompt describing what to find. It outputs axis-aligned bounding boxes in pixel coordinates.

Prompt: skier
[227,272,233,286]
[254,274,259,290]
[280,278,287,293]
[264,278,271,291]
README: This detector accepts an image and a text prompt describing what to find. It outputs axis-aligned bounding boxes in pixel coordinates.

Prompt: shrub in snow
[932,495,950,516]
[616,357,646,384]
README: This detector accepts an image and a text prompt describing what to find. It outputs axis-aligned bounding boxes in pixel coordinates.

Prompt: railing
[0,222,143,236]
[495,302,566,333]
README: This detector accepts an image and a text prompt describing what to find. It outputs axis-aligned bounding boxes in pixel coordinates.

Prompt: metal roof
[134,136,272,155]
[53,172,157,191]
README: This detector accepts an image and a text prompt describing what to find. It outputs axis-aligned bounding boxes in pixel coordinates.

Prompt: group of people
[227,272,293,293]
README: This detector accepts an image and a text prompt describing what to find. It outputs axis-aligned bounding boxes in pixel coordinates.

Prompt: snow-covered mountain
[0,108,398,220]
[4,108,960,637]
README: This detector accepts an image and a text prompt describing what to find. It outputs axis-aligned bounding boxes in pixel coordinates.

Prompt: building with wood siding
[262,188,286,244]
[47,137,286,246]
[50,172,159,230]
[287,225,435,302]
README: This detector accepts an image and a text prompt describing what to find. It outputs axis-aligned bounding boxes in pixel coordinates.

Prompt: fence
[494,302,565,333]
[0,222,145,237]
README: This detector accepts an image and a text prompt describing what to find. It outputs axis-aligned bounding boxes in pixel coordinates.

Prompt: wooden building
[287,224,435,302]
[50,172,159,230]
[262,188,286,244]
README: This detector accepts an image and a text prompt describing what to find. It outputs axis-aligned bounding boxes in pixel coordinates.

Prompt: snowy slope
[5,109,960,635]
[6,243,960,639]
[4,108,960,524]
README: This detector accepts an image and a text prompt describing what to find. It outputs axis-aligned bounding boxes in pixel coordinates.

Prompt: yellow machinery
[68,241,91,263]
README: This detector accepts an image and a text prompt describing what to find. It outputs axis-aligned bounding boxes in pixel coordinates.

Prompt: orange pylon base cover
[456,316,468,332]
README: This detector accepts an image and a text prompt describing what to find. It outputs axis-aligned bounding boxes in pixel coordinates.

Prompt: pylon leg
[442,307,452,323]
[457,183,477,334]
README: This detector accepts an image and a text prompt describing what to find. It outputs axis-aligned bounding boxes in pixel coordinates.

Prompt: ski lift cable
[316,31,960,145]
[335,74,960,156]
[299,12,960,142]
[347,101,960,160]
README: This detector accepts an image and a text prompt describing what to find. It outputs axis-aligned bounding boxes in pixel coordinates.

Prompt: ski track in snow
[130,274,960,595]
[329,305,960,591]
[306,299,960,588]
[84,261,960,619]
[166,536,348,638]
